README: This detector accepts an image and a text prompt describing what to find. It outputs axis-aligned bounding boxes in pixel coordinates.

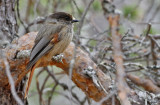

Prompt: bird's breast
[47,27,73,58]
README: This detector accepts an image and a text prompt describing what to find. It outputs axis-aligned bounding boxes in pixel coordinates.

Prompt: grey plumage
[25,12,78,98]
[26,24,65,70]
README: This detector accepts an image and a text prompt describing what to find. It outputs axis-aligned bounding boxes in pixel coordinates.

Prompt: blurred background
[5,0,160,105]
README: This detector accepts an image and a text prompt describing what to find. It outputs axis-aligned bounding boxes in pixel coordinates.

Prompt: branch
[0,32,112,102]
[126,74,160,94]
[3,56,24,105]
[109,15,131,105]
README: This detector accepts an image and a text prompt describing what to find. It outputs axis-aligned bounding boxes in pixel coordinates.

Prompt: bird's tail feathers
[25,64,36,98]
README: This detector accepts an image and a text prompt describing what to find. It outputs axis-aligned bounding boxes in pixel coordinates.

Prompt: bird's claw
[52,54,64,63]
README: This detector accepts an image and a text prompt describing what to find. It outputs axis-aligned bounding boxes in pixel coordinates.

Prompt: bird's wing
[26,24,64,70]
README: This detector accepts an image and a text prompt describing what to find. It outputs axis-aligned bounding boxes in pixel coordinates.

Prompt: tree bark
[0,32,112,103]
[0,32,150,105]
[0,0,27,105]
[0,0,18,46]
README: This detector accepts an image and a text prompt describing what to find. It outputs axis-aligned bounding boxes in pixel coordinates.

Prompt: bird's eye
[65,17,70,21]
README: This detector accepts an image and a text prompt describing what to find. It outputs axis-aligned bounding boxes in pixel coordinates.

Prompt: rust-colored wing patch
[50,33,59,44]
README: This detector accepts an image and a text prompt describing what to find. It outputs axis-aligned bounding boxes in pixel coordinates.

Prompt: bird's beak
[71,19,79,23]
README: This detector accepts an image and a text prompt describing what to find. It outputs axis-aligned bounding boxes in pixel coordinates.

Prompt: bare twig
[16,0,27,33]
[3,54,24,105]
[36,69,45,105]
[95,90,117,105]
[145,23,152,37]
[77,0,95,35]
[71,0,82,14]
[148,35,160,49]
[126,74,160,93]
[109,15,131,105]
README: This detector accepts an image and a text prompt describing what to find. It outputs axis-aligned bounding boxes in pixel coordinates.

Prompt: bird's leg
[52,53,64,63]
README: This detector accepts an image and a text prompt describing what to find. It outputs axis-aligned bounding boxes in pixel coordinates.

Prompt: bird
[25,12,79,98]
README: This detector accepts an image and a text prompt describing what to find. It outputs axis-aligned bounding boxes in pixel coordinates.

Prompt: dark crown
[49,12,73,21]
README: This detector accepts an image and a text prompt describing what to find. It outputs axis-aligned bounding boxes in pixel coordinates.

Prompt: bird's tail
[24,64,36,98]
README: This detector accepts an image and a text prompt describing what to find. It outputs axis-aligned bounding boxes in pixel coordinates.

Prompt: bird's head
[46,12,79,24]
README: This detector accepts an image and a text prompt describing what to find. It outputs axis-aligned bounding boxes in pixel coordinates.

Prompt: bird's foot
[52,54,64,63]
